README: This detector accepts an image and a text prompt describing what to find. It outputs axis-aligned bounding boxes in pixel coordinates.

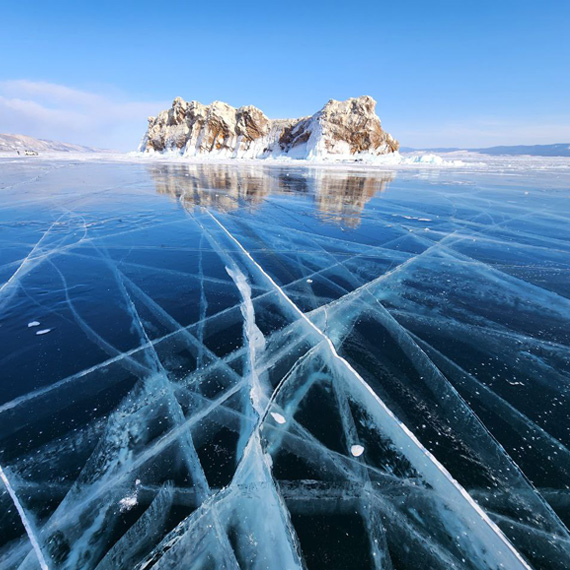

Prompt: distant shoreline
[2,150,570,176]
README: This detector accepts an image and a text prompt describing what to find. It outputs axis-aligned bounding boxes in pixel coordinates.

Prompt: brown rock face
[318,96,400,154]
[140,95,398,159]
[278,118,313,151]
[143,99,271,155]
[236,106,270,141]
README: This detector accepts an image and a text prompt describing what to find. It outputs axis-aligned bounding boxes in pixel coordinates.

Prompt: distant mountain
[401,143,570,157]
[0,133,102,154]
[472,143,570,157]
[140,96,399,160]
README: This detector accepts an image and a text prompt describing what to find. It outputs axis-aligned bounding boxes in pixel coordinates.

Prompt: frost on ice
[0,160,569,570]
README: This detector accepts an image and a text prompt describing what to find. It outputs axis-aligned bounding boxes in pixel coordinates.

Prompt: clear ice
[0,159,569,569]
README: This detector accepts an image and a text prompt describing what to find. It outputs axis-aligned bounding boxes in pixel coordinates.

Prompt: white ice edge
[206,210,532,570]
[3,149,570,172]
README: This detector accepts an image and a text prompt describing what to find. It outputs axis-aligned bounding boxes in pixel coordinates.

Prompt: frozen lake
[1,157,569,570]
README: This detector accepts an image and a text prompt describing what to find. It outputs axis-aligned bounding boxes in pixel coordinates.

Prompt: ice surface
[0,157,569,569]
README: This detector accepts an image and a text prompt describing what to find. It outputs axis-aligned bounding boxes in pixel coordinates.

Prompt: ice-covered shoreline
[2,149,570,175]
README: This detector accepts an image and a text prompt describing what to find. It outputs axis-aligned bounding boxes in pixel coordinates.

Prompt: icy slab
[0,158,569,570]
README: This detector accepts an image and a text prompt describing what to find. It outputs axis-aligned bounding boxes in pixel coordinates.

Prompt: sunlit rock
[139,96,399,161]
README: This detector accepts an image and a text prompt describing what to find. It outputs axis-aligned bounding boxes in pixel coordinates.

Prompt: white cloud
[0,80,169,151]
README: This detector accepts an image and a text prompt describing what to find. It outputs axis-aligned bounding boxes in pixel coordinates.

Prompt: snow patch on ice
[118,493,139,513]
[270,412,287,425]
[35,329,52,335]
[350,444,365,457]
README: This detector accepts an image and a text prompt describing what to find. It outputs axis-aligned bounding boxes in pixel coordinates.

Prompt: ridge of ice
[205,210,532,570]
[0,466,50,570]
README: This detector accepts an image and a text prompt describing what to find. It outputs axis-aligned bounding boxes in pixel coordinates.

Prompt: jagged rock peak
[140,95,399,161]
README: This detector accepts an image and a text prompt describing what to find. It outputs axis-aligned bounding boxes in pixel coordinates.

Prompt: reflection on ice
[0,158,569,569]
[150,163,394,227]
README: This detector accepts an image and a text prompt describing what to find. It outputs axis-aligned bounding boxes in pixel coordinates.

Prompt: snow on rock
[139,96,399,161]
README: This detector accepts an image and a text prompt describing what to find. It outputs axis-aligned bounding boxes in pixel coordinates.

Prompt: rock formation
[139,96,399,161]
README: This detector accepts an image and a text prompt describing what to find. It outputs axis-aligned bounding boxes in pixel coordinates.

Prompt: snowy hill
[401,143,570,157]
[139,96,399,161]
[0,133,101,154]
[473,143,570,157]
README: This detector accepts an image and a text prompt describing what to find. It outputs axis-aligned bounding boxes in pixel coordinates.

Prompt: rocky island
[139,96,399,161]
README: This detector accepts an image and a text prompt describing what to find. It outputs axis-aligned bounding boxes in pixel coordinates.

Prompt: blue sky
[1,0,569,150]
